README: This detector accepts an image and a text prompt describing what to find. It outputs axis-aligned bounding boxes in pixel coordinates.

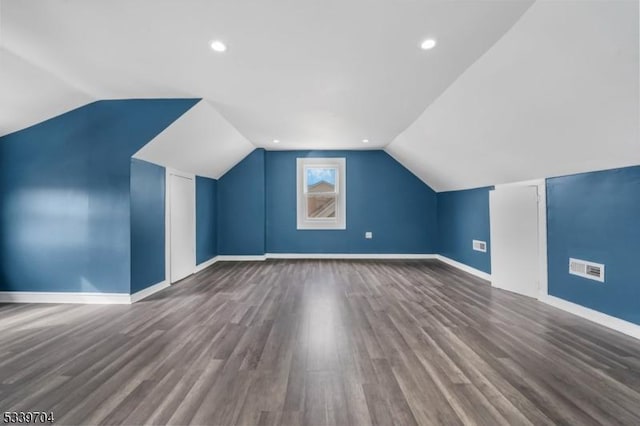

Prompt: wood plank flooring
[1,259,640,425]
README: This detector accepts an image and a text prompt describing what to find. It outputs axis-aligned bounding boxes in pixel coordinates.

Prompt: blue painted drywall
[437,187,492,273]
[265,150,437,253]
[0,99,198,293]
[217,149,266,255]
[196,176,218,264]
[547,166,640,325]
[130,158,166,294]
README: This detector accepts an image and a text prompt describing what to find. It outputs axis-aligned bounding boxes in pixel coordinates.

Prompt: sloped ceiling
[387,0,640,191]
[1,1,637,189]
[0,48,94,136]
[133,100,255,179]
[1,0,532,151]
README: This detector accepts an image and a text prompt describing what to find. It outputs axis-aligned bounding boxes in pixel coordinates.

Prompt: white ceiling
[0,0,532,150]
[1,1,638,191]
[0,48,94,136]
[387,0,640,191]
[133,100,255,179]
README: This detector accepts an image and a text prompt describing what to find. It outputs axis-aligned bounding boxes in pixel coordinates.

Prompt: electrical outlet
[365,232,373,239]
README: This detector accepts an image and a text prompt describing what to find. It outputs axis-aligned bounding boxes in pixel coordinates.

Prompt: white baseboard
[0,291,131,305]
[130,280,170,303]
[540,295,640,340]
[216,255,268,261]
[209,253,437,261]
[265,253,437,260]
[194,256,220,272]
[0,280,171,305]
[435,255,492,281]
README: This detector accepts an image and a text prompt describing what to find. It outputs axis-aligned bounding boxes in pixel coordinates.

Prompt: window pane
[306,168,336,193]
[306,195,336,218]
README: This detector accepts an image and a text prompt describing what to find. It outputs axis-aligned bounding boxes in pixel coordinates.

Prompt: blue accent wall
[547,166,640,325]
[437,187,492,273]
[217,149,266,255]
[265,150,437,253]
[0,99,198,293]
[130,159,166,294]
[196,176,218,264]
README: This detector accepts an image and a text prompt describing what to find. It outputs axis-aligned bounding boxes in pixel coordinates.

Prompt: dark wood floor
[1,260,640,425]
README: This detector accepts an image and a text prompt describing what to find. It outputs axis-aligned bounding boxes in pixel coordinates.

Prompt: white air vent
[569,258,605,283]
[472,240,487,253]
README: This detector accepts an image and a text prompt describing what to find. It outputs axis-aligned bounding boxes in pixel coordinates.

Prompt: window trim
[296,157,346,230]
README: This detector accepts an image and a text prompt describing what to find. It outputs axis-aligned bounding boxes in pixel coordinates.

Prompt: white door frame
[492,179,548,301]
[165,168,197,284]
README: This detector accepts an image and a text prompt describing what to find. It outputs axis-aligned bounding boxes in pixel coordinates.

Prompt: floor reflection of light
[308,293,337,353]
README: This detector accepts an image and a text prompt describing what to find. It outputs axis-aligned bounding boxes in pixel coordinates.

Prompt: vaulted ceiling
[387,0,640,191]
[1,0,638,190]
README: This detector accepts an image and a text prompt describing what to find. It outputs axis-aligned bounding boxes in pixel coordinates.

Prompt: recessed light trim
[420,39,437,50]
[210,40,227,52]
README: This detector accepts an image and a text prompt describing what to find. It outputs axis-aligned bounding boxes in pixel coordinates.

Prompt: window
[297,157,346,229]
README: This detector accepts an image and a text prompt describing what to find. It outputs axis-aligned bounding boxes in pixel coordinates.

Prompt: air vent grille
[569,258,604,282]
[570,261,586,274]
[472,240,487,253]
[586,265,601,278]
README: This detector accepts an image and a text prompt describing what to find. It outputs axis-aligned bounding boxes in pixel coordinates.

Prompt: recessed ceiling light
[420,39,437,50]
[210,40,227,52]
[362,139,369,143]
[273,139,280,144]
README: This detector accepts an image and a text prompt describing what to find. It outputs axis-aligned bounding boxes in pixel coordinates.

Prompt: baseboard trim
[0,280,171,305]
[265,253,437,260]
[212,253,437,261]
[216,255,268,261]
[130,280,170,303]
[0,291,131,305]
[435,255,492,281]
[540,295,640,340]
[194,256,220,272]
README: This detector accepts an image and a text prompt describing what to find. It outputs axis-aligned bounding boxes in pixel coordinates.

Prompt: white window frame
[296,157,346,230]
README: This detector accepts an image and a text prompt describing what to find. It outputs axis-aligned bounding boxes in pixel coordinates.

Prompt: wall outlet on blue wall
[365,232,373,239]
